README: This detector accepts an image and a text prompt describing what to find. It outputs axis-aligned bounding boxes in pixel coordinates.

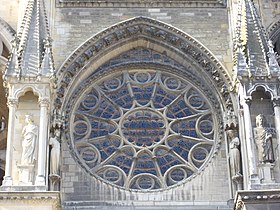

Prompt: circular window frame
[65,65,223,192]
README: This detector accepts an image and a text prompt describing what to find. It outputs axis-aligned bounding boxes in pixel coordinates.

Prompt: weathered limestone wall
[254,0,280,29]
[61,141,230,209]
[51,7,232,72]
[52,4,232,209]
[0,0,19,30]
[0,191,60,210]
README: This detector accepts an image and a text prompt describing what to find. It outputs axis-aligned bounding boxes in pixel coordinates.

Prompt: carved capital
[273,98,280,107]
[39,98,50,107]
[7,98,18,107]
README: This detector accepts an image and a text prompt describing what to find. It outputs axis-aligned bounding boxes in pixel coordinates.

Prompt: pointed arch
[0,18,15,52]
[57,17,233,113]
[268,18,280,42]
[58,17,234,192]
[0,18,15,151]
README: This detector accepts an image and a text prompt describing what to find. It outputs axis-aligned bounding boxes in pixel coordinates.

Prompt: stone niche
[14,91,40,186]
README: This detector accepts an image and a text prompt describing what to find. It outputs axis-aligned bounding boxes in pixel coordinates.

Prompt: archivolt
[0,18,15,123]
[268,18,280,65]
[268,18,280,42]
[57,17,233,113]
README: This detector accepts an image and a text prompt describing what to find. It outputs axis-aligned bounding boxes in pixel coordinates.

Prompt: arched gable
[0,18,15,52]
[0,18,15,136]
[57,17,233,113]
[56,16,234,193]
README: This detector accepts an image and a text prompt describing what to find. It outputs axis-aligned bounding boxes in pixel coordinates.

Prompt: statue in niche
[254,114,275,163]
[21,115,38,165]
[49,129,61,175]
[227,130,242,178]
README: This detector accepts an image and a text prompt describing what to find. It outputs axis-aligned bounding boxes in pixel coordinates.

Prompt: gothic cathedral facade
[0,0,280,209]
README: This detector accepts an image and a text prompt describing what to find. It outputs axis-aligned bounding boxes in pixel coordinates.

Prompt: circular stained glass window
[70,70,217,191]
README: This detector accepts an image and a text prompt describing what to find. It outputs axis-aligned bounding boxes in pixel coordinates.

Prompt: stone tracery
[70,69,217,190]
[58,17,232,194]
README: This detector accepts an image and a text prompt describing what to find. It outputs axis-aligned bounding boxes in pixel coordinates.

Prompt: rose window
[71,70,217,191]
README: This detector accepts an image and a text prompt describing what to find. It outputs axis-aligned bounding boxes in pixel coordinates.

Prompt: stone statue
[21,115,38,165]
[49,129,61,175]
[254,114,274,163]
[228,130,241,177]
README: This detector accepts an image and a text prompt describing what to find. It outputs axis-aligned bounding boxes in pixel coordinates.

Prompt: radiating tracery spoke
[71,70,217,190]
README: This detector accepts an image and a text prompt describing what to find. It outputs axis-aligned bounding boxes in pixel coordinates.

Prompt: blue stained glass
[171,120,197,137]
[74,122,87,135]
[166,98,193,119]
[106,86,133,109]
[72,67,217,190]
[170,169,185,181]
[155,148,184,175]
[167,138,197,160]
[90,137,121,161]
[153,87,177,108]
[131,152,157,177]
[193,149,207,160]
[88,119,116,138]
[115,99,125,106]
[190,130,197,137]
[132,86,153,105]
[153,53,161,59]
[108,151,133,174]
[199,120,213,134]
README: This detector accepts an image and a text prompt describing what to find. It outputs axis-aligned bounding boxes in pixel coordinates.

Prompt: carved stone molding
[234,190,280,210]
[7,98,18,107]
[268,19,280,42]
[0,191,60,210]
[56,0,226,8]
[0,18,15,49]
[57,17,233,113]
[39,98,50,107]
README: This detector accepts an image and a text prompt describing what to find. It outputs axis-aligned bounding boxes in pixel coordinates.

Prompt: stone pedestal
[18,164,35,185]
[232,174,243,191]
[49,174,60,191]
[259,163,275,184]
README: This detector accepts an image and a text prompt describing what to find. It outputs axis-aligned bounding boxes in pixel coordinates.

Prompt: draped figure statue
[228,130,241,177]
[21,115,38,165]
[254,114,274,163]
[49,129,61,175]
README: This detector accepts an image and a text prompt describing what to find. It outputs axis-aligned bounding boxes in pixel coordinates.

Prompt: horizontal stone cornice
[56,0,226,8]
